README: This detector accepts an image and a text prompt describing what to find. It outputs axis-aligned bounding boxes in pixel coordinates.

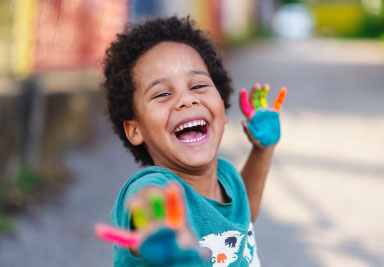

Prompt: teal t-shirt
[111,158,260,266]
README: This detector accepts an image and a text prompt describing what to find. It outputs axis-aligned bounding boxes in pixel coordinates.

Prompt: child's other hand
[239,83,287,149]
[127,183,208,265]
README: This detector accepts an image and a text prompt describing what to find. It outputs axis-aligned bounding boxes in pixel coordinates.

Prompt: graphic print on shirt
[199,230,244,266]
[243,223,260,267]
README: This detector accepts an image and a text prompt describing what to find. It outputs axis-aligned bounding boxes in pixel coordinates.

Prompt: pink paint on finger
[240,89,254,118]
[94,223,140,248]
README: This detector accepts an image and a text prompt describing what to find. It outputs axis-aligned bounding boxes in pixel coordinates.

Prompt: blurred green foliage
[0,213,14,232]
[358,13,384,38]
[281,0,301,4]
[0,164,42,232]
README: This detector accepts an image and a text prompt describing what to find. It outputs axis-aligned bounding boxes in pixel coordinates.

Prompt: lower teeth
[180,133,206,143]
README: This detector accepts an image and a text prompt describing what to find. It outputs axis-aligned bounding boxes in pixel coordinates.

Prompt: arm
[239,83,287,221]
[241,145,274,221]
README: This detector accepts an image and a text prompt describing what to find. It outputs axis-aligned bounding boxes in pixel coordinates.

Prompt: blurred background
[0,0,383,266]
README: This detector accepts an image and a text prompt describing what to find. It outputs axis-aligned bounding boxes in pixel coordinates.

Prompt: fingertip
[165,183,185,230]
[240,88,248,98]
[199,247,213,260]
[254,82,261,89]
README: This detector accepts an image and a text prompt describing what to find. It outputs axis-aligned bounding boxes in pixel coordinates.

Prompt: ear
[123,120,144,146]
[224,115,229,124]
[222,100,229,124]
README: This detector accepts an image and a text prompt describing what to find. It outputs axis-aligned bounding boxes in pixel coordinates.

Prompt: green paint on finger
[150,192,165,219]
[252,85,261,109]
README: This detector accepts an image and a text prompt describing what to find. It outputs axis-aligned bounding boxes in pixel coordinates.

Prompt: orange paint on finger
[165,184,185,230]
[273,87,287,111]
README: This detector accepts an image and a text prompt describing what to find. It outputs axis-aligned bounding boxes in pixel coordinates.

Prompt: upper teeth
[174,119,206,133]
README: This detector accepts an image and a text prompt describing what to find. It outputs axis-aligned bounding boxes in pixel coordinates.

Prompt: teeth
[174,119,207,133]
[180,133,207,143]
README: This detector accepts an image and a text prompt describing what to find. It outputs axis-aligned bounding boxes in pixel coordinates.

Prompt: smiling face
[124,41,228,172]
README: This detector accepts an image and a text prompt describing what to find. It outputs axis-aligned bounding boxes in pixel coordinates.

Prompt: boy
[103,16,285,266]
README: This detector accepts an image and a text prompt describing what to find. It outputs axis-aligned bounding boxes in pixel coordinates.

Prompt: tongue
[178,130,204,141]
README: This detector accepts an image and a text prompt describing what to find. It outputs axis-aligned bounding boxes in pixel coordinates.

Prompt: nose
[175,89,200,110]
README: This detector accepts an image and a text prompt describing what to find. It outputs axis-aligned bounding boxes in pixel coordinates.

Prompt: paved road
[1,39,383,267]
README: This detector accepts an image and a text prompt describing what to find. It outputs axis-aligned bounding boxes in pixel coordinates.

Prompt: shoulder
[217,158,247,198]
[217,158,242,183]
[217,158,239,173]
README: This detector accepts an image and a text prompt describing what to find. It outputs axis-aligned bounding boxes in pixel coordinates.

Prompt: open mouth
[174,119,208,143]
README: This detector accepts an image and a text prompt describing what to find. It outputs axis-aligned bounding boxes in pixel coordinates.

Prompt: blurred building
[0,0,128,79]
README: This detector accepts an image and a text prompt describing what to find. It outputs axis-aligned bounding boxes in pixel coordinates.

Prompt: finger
[273,87,287,111]
[240,89,254,119]
[131,205,149,230]
[250,83,261,109]
[126,186,163,230]
[94,223,141,248]
[260,83,270,108]
[165,184,185,230]
[149,191,166,220]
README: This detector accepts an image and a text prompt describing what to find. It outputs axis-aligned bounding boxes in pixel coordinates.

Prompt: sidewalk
[0,39,383,267]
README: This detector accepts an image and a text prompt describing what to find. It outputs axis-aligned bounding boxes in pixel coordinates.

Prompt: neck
[159,159,225,203]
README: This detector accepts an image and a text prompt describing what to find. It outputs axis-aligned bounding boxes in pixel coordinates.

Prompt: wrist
[251,143,275,156]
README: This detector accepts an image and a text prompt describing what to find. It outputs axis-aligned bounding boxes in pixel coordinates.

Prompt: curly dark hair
[103,16,233,166]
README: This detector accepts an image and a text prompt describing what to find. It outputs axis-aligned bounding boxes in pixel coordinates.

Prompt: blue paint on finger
[246,110,281,147]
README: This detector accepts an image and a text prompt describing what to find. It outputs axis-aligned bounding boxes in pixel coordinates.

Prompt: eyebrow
[189,70,210,77]
[145,78,167,94]
[144,70,210,94]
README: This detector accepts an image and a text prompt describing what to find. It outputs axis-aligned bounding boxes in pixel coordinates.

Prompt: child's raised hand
[95,183,207,265]
[240,83,287,148]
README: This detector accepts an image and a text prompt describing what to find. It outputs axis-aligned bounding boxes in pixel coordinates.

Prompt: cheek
[145,104,170,128]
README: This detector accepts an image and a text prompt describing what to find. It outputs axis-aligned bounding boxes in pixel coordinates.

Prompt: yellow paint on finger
[260,84,270,107]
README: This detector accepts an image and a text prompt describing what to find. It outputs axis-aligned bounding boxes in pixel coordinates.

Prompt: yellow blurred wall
[0,0,36,79]
[310,2,365,36]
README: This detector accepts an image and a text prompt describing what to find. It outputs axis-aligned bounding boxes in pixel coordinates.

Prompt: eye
[191,84,207,90]
[153,92,170,99]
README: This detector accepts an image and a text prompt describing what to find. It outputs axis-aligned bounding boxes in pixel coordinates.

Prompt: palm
[240,83,287,148]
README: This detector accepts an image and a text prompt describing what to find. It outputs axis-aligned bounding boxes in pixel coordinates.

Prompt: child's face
[126,41,228,171]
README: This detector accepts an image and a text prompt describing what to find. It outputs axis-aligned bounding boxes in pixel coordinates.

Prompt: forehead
[132,41,209,87]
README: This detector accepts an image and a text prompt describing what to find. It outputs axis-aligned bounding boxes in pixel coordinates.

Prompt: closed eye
[153,92,170,99]
[191,84,207,90]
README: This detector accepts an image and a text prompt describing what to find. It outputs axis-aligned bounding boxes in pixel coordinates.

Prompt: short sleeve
[127,174,169,201]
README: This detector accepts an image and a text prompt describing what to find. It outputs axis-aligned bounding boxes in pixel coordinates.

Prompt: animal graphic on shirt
[243,223,260,267]
[199,230,244,267]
